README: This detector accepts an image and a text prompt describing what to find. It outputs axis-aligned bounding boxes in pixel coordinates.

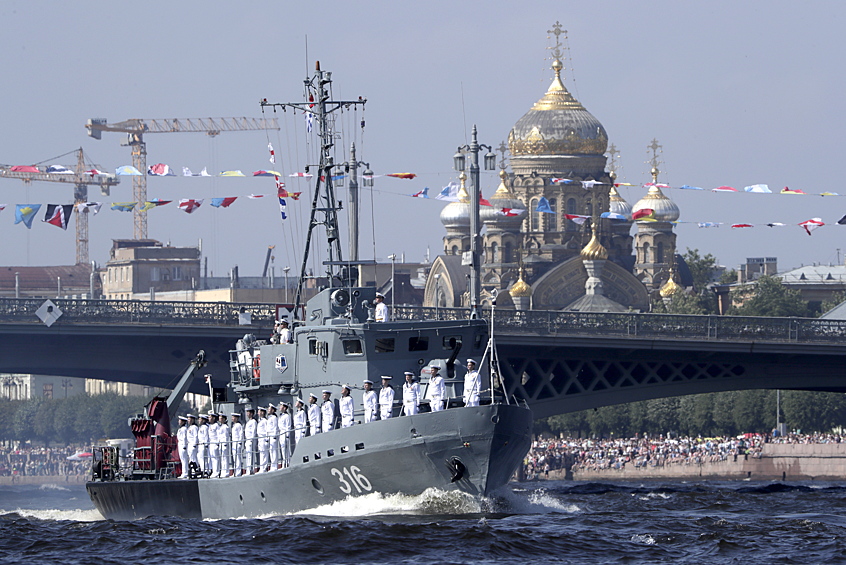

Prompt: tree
[682,248,719,290]
[729,275,810,317]
[819,291,846,317]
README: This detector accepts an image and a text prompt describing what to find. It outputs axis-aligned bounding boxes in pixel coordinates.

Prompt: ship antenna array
[260,61,367,321]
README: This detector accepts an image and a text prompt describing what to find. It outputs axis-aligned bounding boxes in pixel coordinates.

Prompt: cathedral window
[547,198,557,231]
[566,198,577,231]
[491,242,499,263]
[504,242,513,263]
[656,242,664,264]
[643,242,651,263]
[530,198,540,231]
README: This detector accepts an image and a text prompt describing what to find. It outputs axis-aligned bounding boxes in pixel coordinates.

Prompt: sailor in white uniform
[176,416,189,478]
[293,398,307,444]
[217,413,230,478]
[256,407,269,473]
[321,390,336,433]
[379,376,395,420]
[374,292,388,322]
[402,372,420,416]
[197,414,210,474]
[208,412,220,478]
[339,384,355,428]
[463,359,481,407]
[426,366,446,412]
[362,380,378,423]
[278,319,292,343]
[278,402,292,468]
[266,404,280,470]
[243,408,257,475]
[230,412,244,477]
[308,393,321,435]
[186,414,199,472]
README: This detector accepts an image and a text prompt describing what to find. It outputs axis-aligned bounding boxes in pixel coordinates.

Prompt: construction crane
[86,117,280,240]
[0,148,120,265]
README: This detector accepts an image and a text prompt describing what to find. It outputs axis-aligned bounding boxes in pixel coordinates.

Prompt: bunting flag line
[744,184,771,193]
[247,194,265,199]
[838,214,846,226]
[210,197,238,208]
[563,213,589,225]
[111,202,136,212]
[11,166,39,173]
[85,169,108,176]
[480,194,492,207]
[253,170,282,177]
[581,180,602,189]
[289,172,313,178]
[386,173,417,180]
[632,208,655,221]
[799,218,824,235]
[731,224,754,228]
[766,222,786,227]
[306,112,313,133]
[268,142,276,164]
[601,212,628,220]
[219,170,245,177]
[46,165,72,174]
[182,167,212,177]
[15,204,41,228]
[781,187,806,195]
[436,181,460,202]
[679,185,704,190]
[278,197,287,221]
[411,188,429,198]
[43,204,74,230]
[698,222,721,228]
[178,199,203,214]
[536,197,554,213]
[148,163,175,176]
[116,165,142,176]
[551,178,574,184]
[0,204,6,213]
[712,186,738,192]
[496,208,524,217]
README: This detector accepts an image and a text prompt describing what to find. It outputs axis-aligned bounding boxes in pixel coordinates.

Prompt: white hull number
[330,466,372,494]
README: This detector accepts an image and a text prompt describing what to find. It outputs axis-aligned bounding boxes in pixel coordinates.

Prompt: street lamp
[61,378,73,398]
[283,266,290,304]
[387,254,397,321]
[434,273,441,320]
[454,124,497,319]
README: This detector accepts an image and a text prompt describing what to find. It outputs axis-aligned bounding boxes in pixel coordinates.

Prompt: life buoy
[252,354,261,382]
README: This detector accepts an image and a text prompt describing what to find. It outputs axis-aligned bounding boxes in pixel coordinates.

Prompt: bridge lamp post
[387,254,397,321]
[283,266,290,304]
[453,125,497,319]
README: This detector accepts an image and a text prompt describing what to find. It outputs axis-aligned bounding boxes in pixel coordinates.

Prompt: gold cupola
[580,223,609,261]
[509,267,532,298]
[659,264,683,298]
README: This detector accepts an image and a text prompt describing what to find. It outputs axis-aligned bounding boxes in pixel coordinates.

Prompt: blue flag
[536,197,554,214]
[15,204,41,228]
[278,197,287,221]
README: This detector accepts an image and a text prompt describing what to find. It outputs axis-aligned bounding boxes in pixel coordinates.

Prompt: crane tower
[86,117,280,240]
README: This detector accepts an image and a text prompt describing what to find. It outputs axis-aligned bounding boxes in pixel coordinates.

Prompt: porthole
[327,449,335,457]
[312,478,324,495]
[260,491,266,502]
[491,415,500,424]
[239,494,244,505]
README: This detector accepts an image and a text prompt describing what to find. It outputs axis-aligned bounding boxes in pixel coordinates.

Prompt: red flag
[479,194,492,207]
[731,223,754,228]
[178,199,203,214]
[289,192,302,200]
[632,208,655,220]
[799,218,824,235]
[386,173,417,179]
[496,208,522,217]
[43,204,74,230]
[781,187,806,195]
[712,186,738,192]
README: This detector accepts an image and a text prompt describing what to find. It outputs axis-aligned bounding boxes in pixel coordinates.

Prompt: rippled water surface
[3,480,846,564]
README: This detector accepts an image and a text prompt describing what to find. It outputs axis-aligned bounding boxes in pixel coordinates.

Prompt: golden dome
[659,274,683,298]
[457,171,469,202]
[580,225,609,261]
[509,268,532,297]
[508,58,608,157]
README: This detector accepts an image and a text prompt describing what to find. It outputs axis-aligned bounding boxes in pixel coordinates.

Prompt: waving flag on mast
[563,213,589,225]
[278,197,288,221]
[111,202,136,212]
[147,163,175,176]
[76,202,102,215]
[178,199,203,214]
[268,142,276,164]
[211,197,238,208]
[15,204,41,228]
[799,218,824,235]
[411,188,429,198]
[139,199,172,212]
[43,204,74,230]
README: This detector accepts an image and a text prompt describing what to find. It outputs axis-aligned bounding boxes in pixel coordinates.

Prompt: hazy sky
[1,1,844,279]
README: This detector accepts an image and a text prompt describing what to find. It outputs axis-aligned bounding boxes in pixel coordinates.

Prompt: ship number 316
[330,466,372,494]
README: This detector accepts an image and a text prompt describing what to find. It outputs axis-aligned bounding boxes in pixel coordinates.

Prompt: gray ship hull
[87,403,532,520]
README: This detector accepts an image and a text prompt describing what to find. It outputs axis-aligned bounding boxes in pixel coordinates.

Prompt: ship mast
[261,62,367,320]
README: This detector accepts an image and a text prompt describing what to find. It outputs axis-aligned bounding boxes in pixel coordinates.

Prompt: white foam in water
[485,486,581,514]
[293,488,483,517]
[1,508,104,522]
[38,484,70,492]
[631,534,656,545]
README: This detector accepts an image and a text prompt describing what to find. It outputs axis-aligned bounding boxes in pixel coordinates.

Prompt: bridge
[3,297,846,415]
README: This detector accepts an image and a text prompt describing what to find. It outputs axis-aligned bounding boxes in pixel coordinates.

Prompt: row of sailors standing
[175,359,481,478]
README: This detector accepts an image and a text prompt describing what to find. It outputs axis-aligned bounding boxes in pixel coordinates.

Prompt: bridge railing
[0,297,277,326]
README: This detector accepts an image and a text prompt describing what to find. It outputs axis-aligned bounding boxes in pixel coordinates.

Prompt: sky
[1,1,845,279]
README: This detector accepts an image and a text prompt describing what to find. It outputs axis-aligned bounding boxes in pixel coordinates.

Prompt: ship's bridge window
[309,339,323,356]
[442,336,462,350]
[408,336,429,351]
[343,340,363,355]
[375,338,395,353]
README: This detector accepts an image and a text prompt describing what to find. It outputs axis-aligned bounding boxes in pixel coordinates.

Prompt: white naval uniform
[339,395,355,428]
[266,412,279,469]
[403,381,420,415]
[294,407,307,443]
[187,423,199,468]
[177,424,189,478]
[321,400,336,433]
[218,422,231,477]
[278,411,292,468]
[379,386,395,419]
[257,416,269,472]
[231,420,244,476]
[464,369,481,407]
[279,327,291,343]
[208,421,220,478]
[426,374,446,412]
[308,402,321,435]
[374,301,389,322]
[363,389,378,423]
[244,417,258,474]
[197,423,209,473]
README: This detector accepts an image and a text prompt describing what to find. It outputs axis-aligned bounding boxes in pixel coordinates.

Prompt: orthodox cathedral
[424,22,687,312]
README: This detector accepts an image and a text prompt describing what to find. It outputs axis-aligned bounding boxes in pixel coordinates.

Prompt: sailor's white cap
[404,371,414,376]
[279,319,289,325]
[467,359,476,364]
[257,406,266,411]
[322,389,332,395]
[178,416,188,421]
[267,403,276,409]
[218,413,227,418]
[342,384,350,391]
[429,365,440,372]
[231,412,241,417]
[295,398,304,405]
[245,407,255,412]
[280,401,290,408]
[363,379,373,384]
[187,414,197,418]
[309,392,317,399]
[208,411,218,417]
[199,414,208,419]
[375,292,385,299]
[380,375,392,380]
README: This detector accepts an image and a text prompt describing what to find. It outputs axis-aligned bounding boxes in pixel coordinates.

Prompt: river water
[2,480,845,564]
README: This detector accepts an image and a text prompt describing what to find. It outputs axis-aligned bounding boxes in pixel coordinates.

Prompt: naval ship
[86,63,533,520]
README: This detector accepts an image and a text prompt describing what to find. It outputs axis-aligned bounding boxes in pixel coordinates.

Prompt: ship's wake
[0,508,104,522]
[292,487,484,517]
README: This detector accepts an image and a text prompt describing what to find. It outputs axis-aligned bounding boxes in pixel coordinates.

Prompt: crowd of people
[0,445,91,478]
[175,360,482,479]
[523,432,846,478]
